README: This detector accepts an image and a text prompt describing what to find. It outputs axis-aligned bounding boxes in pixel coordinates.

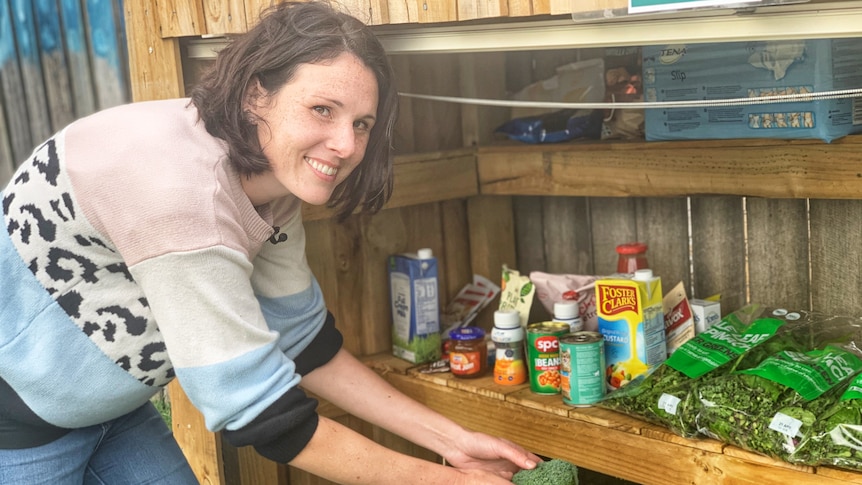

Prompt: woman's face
[243,52,379,207]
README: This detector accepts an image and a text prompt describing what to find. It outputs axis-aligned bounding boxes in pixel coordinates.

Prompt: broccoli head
[512,459,578,485]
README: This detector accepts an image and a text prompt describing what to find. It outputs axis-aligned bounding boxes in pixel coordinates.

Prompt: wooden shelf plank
[477,136,862,199]
[365,352,862,485]
[302,148,477,221]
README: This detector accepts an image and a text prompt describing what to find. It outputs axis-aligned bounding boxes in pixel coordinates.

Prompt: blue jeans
[0,402,198,484]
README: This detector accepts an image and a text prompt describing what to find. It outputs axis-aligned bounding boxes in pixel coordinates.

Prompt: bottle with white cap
[491,310,527,386]
[553,301,583,332]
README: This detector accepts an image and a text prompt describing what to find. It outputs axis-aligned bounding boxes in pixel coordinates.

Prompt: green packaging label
[840,373,862,401]
[741,346,862,401]
[666,316,784,379]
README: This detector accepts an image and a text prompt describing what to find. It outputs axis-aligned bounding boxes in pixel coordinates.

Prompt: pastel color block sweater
[0,98,342,463]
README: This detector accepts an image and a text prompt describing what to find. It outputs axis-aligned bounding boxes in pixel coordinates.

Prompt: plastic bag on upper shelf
[495,109,603,144]
[601,46,644,141]
[496,58,606,144]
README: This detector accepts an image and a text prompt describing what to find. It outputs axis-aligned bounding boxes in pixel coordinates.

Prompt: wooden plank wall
[0,0,128,185]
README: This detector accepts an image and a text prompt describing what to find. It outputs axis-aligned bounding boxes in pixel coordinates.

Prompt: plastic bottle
[616,242,650,274]
[492,310,527,385]
[553,301,583,332]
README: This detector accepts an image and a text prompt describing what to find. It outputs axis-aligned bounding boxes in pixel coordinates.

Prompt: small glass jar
[448,327,487,379]
[616,242,649,274]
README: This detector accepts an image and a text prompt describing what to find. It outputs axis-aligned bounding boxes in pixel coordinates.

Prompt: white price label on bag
[769,412,803,437]
[658,393,681,415]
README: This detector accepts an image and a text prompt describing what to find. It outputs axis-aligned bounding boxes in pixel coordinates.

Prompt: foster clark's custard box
[596,269,667,391]
[389,248,441,364]
[643,39,862,142]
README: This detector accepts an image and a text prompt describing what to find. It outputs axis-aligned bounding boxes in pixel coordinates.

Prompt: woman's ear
[243,77,265,119]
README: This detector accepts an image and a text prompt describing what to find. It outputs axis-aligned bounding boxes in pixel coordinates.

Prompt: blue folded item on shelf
[495,109,603,144]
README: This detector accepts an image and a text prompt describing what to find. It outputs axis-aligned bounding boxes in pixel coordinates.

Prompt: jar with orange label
[448,327,487,378]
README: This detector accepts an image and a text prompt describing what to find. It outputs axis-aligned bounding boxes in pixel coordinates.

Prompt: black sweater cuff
[293,311,342,376]
[222,386,319,463]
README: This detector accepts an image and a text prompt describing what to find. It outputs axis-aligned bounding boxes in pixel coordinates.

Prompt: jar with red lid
[448,327,487,378]
[616,242,649,274]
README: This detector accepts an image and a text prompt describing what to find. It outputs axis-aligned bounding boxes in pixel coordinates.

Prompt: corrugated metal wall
[0,0,129,185]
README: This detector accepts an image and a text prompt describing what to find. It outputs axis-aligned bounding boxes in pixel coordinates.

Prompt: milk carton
[389,248,441,364]
[596,269,667,391]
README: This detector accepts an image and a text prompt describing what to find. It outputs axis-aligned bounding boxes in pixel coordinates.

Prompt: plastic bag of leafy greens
[694,344,862,462]
[790,371,862,469]
[598,308,797,438]
[762,308,862,352]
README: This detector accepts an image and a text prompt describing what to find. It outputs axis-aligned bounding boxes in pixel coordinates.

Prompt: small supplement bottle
[616,242,649,274]
[491,310,526,386]
[553,301,583,332]
[448,327,487,378]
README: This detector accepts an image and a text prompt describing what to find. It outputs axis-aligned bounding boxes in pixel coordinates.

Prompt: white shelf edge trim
[374,7,862,53]
[186,2,862,58]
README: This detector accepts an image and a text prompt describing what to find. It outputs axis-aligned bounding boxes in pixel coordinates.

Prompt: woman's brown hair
[190,1,398,220]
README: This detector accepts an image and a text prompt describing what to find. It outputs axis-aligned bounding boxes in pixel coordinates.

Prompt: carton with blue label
[643,39,862,142]
[596,269,667,391]
[389,248,441,364]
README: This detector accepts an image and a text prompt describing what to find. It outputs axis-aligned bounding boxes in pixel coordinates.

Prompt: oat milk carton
[596,269,667,391]
[389,248,441,364]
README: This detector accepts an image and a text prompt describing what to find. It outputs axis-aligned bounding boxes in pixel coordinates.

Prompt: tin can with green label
[560,331,606,407]
[526,322,570,394]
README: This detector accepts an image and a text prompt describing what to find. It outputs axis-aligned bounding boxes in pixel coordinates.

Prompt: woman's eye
[314,106,331,117]
[354,120,371,131]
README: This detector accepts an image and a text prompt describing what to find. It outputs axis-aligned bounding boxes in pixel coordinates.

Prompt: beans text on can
[560,331,607,407]
[526,321,570,394]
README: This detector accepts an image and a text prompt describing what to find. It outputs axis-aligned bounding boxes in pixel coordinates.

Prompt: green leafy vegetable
[791,375,862,469]
[599,315,799,438]
[695,346,862,462]
[512,459,578,485]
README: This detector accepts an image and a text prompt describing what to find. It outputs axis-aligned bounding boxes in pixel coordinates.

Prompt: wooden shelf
[477,135,862,199]
[367,353,862,485]
[301,133,862,222]
[301,148,478,221]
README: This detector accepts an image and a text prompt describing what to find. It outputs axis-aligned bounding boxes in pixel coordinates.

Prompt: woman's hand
[450,467,531,485]
[443,429,540,480]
